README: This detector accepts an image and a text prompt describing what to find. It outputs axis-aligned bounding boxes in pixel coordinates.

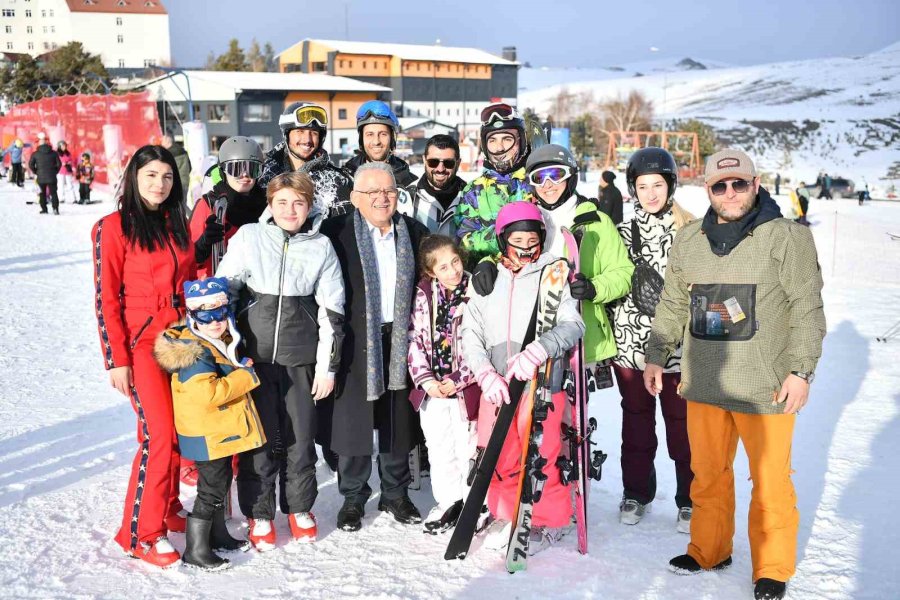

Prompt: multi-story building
[0,0,170,70]
[277,39,519,140]
[138,70,391,157]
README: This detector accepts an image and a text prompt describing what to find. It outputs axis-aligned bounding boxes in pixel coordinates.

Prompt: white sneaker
[482,518,511,550]
[619,498,650,525]
[677,506,692,534]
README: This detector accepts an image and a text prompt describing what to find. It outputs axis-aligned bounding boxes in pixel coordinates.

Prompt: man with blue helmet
[343,100,416,187]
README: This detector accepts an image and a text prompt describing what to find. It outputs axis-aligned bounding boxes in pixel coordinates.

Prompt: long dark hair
[118,145,190,252]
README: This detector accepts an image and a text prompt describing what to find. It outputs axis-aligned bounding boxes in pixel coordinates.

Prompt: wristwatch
[791,371,815,384]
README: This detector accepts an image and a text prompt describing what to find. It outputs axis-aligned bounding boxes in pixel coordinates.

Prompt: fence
[0,92,162,190]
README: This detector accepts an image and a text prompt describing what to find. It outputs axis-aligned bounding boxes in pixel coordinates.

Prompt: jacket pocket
[689,284,757,342]
[129,316,154,350]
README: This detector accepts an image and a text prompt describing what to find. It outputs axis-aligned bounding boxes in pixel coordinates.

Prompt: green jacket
[645,216,825,414]
[568,201,634,363]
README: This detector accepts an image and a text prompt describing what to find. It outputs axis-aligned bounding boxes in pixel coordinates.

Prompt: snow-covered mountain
[520,43,900,190]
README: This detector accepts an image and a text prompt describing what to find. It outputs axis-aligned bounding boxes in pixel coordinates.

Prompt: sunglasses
[278,105,328,129]
[710,179,753,196]
[221,159,262,179]
[189,305,230,324]
[480,103,517,126]
[529,165,573,186]
[425,158,457,169]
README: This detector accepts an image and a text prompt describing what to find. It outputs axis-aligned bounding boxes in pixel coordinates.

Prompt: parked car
[804,177,855,199]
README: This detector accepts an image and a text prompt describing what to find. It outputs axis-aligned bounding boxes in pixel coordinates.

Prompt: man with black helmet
[645,149,825,600]
[454,103,534,266]
[259,101,353,218]
[342,100,416,188]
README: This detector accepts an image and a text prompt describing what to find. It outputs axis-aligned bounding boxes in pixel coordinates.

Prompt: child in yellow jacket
[154,276,265,570]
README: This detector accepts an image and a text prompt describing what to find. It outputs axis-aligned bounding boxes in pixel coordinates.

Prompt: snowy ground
[1,180,899,599]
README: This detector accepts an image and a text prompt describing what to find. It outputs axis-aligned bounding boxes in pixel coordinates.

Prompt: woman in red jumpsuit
[92,145,196,568]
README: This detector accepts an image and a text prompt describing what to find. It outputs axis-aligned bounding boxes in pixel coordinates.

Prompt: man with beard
[259,102,353,218]
[643,149,825,600]
[454,103,533,267]
[400,134,467,235]
[342,101,416,188]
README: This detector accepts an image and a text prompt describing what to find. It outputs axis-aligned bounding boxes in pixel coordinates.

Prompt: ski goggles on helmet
[189,305,231,324]
[528,165,573,186]
[480,103,518,126]
[710,179,752,196]
[356,101,398,126]
[221,159,263,179]
[279,104,328,129]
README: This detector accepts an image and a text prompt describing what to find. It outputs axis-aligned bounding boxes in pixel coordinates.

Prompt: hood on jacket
[154,325,206,373]
[701,186,783,256]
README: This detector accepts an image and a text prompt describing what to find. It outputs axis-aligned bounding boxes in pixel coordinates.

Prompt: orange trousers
[686,400,798,583]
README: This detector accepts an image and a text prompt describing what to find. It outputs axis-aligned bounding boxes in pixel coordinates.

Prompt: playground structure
[605,131,701,178]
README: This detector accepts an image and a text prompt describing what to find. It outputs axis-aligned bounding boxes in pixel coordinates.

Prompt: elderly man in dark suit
[319,161,430,532]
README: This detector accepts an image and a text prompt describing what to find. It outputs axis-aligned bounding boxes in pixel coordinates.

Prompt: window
[116,17,122,25]
[42,26,47,33]
[311,61,326,72]
[43,41,49,49]
[339,59,344,68]
[143,58,153,67]
[338,108,347,120]
[118,59,125,67]
[362,61,367,69]
[4,26,10,33]
[338,137,348,150]
[117,34,124,43]
[51,42,57,49]
[1,9,15,17]
[348,60,353,67]
[41,10,45,17]
[27,42,33,50]
[5,42,12,50]
[207,104,231,123]
[244,103,271,123]
[26,25,32,33]
[416,63,420,71]
[49,9,54,16]
[50,25,55,33]
[25,9,31,17]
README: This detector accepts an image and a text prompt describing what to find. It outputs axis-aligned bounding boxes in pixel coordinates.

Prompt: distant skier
[597,170,624,225]
[774,172,781,195]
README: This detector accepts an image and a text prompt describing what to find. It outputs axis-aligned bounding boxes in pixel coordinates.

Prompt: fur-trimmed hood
[153,324,208,373]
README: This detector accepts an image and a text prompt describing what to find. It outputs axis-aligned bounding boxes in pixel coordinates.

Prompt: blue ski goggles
[356,101,399,127]
[189,305,231,324]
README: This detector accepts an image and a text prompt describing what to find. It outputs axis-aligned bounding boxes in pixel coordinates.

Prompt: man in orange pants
[642,149,826,600]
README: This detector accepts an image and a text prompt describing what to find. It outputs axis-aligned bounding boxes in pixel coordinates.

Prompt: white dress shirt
[368,221,397,323]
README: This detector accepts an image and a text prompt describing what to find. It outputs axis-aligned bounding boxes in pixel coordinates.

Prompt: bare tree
[598,91,655,135]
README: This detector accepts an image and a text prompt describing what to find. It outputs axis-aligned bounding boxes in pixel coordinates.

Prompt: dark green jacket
[646,214,825,414]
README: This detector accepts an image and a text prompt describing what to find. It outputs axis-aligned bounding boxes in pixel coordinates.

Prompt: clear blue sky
[167,0,900,69]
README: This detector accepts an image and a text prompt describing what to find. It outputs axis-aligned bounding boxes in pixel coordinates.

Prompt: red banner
[0,92,162,187]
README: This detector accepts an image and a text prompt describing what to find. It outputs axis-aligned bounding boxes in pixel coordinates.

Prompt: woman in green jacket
[525,144,634,368]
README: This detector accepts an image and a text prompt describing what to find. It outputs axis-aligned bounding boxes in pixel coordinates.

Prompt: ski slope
[0,180,899,599]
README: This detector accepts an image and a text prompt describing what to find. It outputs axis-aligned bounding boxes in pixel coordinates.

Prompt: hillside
[519,43,900,193]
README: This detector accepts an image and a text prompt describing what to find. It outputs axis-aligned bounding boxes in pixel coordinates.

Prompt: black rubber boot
[210,507,249,552]
[754,578,786,600]
[183,515,229,570]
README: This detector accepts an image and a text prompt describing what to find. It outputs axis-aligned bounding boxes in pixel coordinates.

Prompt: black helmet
[625,147,678,201]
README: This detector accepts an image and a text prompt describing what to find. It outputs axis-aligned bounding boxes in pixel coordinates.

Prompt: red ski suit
[91,211,196,553]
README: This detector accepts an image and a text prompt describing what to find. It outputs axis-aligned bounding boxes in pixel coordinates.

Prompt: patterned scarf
[431,274,469,380]
[353,210,416,401]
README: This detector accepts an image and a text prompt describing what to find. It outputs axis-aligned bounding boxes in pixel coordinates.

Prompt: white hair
[353,161,396,189]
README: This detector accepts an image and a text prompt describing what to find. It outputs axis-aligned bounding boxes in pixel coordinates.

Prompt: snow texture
[1,178,899,599]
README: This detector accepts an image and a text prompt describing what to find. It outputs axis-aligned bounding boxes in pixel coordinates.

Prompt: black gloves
[194,214,225,264]
[570,272,597,301]
[472,260,499,296]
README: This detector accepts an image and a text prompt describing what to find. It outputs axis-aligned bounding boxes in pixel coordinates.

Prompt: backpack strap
[630,219,642,260]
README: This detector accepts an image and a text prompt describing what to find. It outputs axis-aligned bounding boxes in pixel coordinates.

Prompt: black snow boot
[424,499,463,535]
[668,553,732,575]
[754,578,786,600]
[183,515,229,571]
[210,507,249,552]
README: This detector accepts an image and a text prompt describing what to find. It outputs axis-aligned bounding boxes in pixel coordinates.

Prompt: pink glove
[476,367,510,405]
[505,341,549,382]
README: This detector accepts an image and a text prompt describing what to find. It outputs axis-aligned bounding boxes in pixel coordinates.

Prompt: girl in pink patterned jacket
[407,235,478,535]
